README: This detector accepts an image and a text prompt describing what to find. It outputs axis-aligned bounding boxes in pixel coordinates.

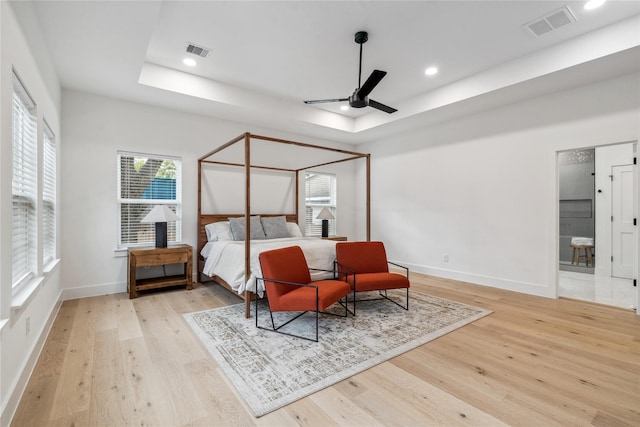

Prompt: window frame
[11,71,38,294]
[117,151,182,249]
[42,120,56,266]
[304,171,337,237]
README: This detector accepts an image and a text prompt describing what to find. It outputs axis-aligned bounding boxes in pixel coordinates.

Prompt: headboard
[197,213,298,257]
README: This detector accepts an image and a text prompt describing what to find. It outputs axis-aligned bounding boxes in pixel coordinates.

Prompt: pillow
[261,216,290,239]
[228,216,266,241]
[286,222,303,238]
[205,221,233,242]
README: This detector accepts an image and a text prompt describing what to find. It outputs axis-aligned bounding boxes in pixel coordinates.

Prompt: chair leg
[255,294,259,328]
[257,308,318,342]
[353,288,356,316]
[335,294,354,316]
[341,288,357,316]
[377,288,409,310]
[315,300,319,342]
[349,288,410,311]
[255,295,319,342]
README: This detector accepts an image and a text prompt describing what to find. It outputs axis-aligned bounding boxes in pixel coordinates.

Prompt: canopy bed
[197,132,370,317]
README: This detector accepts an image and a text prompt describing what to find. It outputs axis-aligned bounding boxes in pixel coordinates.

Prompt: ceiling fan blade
[357,70,387,98]
[368,99,397,114]
[304,98,349,105]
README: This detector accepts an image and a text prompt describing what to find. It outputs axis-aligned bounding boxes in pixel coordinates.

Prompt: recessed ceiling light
[340,105,349,111]
[183,58,197,67]
[584,0,606,10]
[425,67,438,76]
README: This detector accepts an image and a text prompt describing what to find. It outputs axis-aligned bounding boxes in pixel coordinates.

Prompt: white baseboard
[61,281,127,301]
[1,292,63,427]
[400,262,554,298]
[3,282,127,425]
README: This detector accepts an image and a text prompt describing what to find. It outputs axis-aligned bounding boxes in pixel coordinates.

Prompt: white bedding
[200,237,338,296]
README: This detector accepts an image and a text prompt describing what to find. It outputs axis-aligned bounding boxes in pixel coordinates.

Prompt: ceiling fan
[304,31,397,114]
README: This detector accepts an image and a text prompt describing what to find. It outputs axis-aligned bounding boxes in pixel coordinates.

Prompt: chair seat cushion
[349,272,410,292]
[275,280,350,312]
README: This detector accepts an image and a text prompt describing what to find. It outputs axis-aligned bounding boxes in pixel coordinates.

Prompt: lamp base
[155,222,168,248]
[321,219,329,238]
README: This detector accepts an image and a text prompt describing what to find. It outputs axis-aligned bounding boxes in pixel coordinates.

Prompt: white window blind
[117,152,182,248]
[305,172,337,236]
[12,74,38,289]
[43,122,56,265]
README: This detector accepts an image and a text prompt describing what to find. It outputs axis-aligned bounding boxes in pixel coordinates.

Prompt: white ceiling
[17,0,640,144]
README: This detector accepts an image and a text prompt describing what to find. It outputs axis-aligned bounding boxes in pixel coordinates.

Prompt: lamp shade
[315,207,335,220]
[141,205,179,223]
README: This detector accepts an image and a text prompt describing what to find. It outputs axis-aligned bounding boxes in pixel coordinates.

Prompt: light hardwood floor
[12,274,640,426]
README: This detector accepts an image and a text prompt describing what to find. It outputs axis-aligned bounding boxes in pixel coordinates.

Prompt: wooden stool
[570,244,594,267]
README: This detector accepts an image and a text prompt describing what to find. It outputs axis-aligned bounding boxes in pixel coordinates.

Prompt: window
[305,172,336,236]
[12,73,38,290]
[117,152,182,248]
[42,122,56,265]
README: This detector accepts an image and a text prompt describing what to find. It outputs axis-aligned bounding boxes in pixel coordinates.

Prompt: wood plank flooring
[11,274,640,426]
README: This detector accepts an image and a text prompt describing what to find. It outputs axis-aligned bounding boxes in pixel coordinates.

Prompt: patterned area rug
[184,291,491,417]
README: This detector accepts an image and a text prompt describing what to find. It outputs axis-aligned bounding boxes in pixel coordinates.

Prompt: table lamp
[141,205,179,248]
[316,207,335,238]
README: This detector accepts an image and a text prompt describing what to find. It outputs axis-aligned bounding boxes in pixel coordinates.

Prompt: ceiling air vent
[522,6,577,38]
[186,43,211,58]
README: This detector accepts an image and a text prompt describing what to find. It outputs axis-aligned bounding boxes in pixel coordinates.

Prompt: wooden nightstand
[128,244,193,299]
[322,236,347,241]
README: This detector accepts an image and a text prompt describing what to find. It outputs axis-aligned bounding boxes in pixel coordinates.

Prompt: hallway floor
[559,270,637,310]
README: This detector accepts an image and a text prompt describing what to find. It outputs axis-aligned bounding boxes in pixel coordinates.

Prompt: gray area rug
[184,291,491,417]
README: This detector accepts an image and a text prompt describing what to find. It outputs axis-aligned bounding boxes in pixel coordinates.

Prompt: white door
[611,164,635,279]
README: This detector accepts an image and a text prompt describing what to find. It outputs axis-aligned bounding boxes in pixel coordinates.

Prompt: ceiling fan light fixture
[425,66,438,76]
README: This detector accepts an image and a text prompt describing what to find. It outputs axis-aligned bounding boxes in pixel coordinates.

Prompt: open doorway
[558,149,595,274]
[558,142,637,310]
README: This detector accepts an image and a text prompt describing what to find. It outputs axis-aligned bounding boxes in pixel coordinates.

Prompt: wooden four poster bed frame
[197,132,371,317]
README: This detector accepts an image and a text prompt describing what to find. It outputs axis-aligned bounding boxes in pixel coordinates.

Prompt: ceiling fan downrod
[355,31,368,89]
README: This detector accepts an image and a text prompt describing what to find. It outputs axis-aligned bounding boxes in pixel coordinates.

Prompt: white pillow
[286,222,303,238]
[205,221,233,242]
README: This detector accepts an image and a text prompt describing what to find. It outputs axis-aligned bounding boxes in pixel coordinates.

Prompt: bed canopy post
[244,133,251,318]
[197,159,202,282]
[366,154,371,241]
[295,171,299,224]
[197,161,201,218]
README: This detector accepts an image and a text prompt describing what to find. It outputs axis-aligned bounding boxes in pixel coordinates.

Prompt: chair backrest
[335,241,389,274]
[259,246,312,300]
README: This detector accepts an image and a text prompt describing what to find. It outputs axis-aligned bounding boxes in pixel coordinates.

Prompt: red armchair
[335,241,410,314]
[257,246,350,342]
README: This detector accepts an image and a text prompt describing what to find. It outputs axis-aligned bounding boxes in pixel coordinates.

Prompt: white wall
[356,72,640,299]
[0,2,62,425]
[60,90,359,299]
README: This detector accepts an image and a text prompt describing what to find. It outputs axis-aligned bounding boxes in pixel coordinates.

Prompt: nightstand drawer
[322,236,347,241]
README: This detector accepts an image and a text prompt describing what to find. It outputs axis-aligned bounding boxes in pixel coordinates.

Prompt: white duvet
[200,237,338,296]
